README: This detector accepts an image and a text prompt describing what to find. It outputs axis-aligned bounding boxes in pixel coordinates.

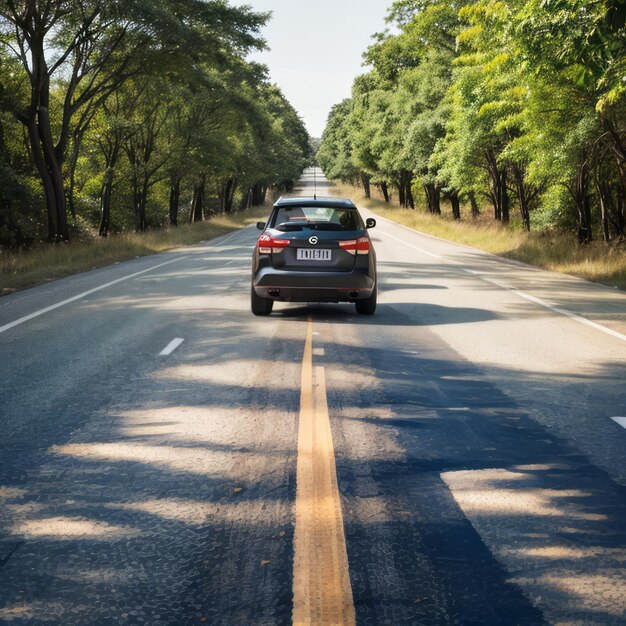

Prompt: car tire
[355,285,376,315]
[251,286,274,316]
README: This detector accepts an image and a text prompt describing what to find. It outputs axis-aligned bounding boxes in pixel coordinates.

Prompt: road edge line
[0,256,187,336]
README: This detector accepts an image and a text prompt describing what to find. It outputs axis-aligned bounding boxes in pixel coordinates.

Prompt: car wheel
[355,285,376,315]
[251,286,274,316]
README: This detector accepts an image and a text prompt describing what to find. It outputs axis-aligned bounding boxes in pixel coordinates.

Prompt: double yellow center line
[292,319,356,625]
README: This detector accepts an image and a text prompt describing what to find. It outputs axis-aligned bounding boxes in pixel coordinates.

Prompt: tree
[0,0,267,241]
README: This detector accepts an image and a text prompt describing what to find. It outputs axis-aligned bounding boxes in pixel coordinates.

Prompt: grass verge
[0,206,271,296]
[331,181,626,291]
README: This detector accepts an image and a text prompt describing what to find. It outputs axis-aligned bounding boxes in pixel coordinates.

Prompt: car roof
[273,196,357,209]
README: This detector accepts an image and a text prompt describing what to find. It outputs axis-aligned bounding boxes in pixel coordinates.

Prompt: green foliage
[0,1,309,246]
[319,0,626,241]
[317,100,361,184]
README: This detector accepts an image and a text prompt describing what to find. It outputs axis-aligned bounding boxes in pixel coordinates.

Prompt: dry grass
[0,206,271,295]
[330,181,626,291]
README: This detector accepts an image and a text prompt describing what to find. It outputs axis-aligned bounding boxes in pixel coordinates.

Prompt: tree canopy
[317,0,626,242]
[0,0,310,244]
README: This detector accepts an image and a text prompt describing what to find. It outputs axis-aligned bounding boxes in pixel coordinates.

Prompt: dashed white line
[610,417,626,430]
[0,256,187,335]
[159,338,185,356]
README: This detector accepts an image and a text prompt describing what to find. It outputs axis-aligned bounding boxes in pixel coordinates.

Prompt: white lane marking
[513,289,626,343]
[610,417,626,429]
[482,276,626,344]
[159,338,185,356]
[383,223,626,344]
[0,257,187,336]
[372,212,540,270]
[380,230,444,260]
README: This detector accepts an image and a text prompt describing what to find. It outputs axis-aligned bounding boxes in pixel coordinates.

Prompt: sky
[238,0,392,138]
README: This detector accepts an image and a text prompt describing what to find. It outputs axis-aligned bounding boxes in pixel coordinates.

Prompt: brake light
[339,236,370,255]
[258,234,290,254]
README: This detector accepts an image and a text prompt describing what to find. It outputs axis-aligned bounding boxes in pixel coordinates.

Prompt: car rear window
[273,206,361,231]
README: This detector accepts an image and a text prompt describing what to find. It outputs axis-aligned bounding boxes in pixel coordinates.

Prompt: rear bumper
[253,268,375,302]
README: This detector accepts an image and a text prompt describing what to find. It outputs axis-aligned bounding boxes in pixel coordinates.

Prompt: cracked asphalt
[1,169,626,625]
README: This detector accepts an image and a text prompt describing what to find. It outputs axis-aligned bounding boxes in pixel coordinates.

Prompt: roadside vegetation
[332,180,626,290]
[0,205,272,295]
[318,0,626,279]
[0,1,311,250]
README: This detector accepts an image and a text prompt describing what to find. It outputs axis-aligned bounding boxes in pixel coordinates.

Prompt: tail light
[339,236,370,255]
[258,234,290,254]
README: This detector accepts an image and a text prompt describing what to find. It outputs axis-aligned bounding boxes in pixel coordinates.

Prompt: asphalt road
[1,168,625,625]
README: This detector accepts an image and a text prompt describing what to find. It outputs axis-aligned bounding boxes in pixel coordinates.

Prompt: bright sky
[239,0,392,138]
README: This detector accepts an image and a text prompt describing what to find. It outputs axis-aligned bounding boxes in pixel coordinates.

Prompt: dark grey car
[251,196,377,315]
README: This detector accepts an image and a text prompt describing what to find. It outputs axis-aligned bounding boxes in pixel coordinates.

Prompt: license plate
[296,248,332,261]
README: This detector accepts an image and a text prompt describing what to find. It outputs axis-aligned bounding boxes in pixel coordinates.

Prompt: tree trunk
[26,118,59,241]
[575,159,592,244]
[500,168,509,224]
[361,172,371,198]
[99,138,121,237]
[191,178,205,222]
[424,182,441,215]
[99,167,114,237]
[380,182,390,203]
[489,169,509,223]
[596,178,611,242]
[512,165,530,232]
[68,137,82,219]
[469,191,480,218]
[38,98,68,241]
[406,182,415,209]
[617,163,626,237]
[16,39,68,243]
[397,178,405,208]
[132,179,140,230]
[224,178,237,213]
[168,178,180,226]
[250,182,265,206]
[397,171,413,208]
[485,149,508,223]
[220,178,237,213]
[138,176,149,230]
[450,190,461,220]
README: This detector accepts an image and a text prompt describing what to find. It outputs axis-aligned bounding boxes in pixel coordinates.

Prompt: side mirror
[256,221,266,230]
[366,218,376,229]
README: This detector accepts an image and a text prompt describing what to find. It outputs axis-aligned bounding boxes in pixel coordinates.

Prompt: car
[251,196,377,316]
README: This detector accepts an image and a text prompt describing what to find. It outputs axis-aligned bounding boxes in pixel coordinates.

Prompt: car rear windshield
[273,206,362,231]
